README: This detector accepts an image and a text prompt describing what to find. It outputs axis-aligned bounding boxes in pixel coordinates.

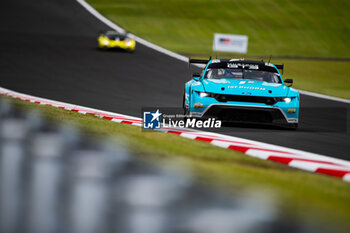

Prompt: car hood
[201,79,289,97]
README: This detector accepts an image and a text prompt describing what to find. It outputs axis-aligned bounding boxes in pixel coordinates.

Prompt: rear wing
[189,58,211,69]
[189,59,210,64]
[275,64,284,74]
[189,58,284,74]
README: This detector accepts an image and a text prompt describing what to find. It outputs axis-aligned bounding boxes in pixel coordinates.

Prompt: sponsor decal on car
[227,86,266,90]
[227,63,259,69]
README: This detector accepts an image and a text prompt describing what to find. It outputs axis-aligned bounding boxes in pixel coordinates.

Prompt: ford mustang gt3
[184,59,299,128]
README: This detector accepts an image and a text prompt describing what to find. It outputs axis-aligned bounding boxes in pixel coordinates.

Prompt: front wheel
[286,123,298,130]
[183,94,190,117]
[98,46,108,51]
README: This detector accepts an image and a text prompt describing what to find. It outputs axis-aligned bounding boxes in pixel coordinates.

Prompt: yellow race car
[98,30,136,52]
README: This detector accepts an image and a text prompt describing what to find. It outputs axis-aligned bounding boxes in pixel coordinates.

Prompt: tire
[99,46,108,51]
[286,123,298,130]
[183,94,190,116]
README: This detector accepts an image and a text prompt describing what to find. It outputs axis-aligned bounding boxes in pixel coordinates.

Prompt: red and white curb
[1,87,350,182]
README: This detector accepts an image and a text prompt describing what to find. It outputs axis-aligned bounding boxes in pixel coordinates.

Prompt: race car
[184,59,299,128]
[97,30,136,52]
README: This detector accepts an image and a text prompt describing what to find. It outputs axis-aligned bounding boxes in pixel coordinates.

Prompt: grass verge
[7,96,350,232]
[88,0,350,58]
[263,59,350,99]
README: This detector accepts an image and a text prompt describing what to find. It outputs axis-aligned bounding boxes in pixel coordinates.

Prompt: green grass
[273,59,350,99]
[8,96,350,232]
[87,0,350,58]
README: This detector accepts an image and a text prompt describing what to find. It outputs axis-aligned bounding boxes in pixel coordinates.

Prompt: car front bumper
[190,104,298,125]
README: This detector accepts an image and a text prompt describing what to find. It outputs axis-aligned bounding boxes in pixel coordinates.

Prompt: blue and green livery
[184,59,299,129]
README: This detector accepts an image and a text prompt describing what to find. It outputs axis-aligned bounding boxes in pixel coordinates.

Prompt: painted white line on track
[298,90,350,104]
[76,0,126,34]
[75,0,188,63]
[76,0,350,104]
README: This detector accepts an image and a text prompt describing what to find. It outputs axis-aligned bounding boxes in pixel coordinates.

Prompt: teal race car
[184,59,299,129]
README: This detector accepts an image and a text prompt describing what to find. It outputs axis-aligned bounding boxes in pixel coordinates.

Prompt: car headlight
[125,41,133,46]
[195,91,215,98]
[283,97,291,103]
[275,97,296,104]
[199,92,209,97]
[103,40,109,45]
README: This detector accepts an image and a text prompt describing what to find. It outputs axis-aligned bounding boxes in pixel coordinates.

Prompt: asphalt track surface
[1,0,349,160]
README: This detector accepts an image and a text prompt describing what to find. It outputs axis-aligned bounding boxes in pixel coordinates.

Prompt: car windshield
[105,33,128,40]
[204,68,281,83]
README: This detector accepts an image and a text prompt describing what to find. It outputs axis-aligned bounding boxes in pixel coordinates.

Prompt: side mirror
[284,78,293,87]
[192,72,201,81]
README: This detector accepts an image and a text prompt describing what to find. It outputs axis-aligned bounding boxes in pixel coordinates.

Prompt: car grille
[210,94,281,105]
[203,106,287,124]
